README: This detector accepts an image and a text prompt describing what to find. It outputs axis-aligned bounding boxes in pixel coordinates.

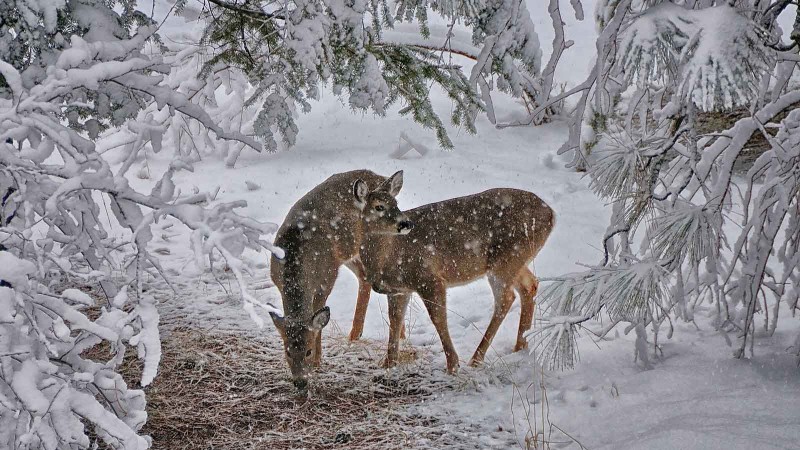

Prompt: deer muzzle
[397,219,414,234]
[293,377,308,392]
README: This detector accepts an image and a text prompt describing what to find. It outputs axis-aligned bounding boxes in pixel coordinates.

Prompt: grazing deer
[353,174,554,373]
[269,170,403,391]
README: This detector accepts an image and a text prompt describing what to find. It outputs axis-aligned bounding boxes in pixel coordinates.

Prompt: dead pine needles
[115,328,466,450]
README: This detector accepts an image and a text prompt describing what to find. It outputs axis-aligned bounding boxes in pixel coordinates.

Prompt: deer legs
[347,259,405,341]
[380,268,539,371]
[311,275,337,368]
[349,275,372,341]
[384,293,411,368]
[470,268,539,365]
[384,282,460,374]
[470,275,516,366]
[419,281,460,374]
[514,268,538,352]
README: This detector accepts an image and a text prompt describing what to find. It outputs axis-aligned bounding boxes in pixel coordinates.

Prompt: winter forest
[1,0,799,448]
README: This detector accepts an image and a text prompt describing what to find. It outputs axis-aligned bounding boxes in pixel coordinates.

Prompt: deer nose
[293,378,308,392]
[398,220,414,234]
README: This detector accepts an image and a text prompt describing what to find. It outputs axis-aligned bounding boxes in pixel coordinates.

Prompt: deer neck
[359,231,396,284]
[281,263,315,321]
[276,226,316,321]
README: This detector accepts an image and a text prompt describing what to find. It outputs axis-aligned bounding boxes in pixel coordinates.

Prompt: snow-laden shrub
[533,0,800,368]
[0,264,156,449]
[98,36,268,169]
[0,1,281,447]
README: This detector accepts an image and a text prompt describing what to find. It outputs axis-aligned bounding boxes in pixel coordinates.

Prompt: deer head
[353,170,413,235]
[269,306,330,392]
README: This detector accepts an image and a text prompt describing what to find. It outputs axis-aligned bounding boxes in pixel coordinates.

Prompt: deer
[352,173,555,373]
[268,170,405,391]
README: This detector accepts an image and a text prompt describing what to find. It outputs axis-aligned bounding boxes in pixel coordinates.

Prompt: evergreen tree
[0,0,160,132]
[199,0,544,149]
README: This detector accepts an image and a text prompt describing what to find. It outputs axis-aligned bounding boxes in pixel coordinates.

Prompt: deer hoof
[381,357,398,369]
[468,358,483,368]
[446,362,460,375]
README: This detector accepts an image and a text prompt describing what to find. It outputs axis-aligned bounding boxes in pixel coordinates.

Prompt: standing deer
[353,174,554,373]
[269,170,404,391]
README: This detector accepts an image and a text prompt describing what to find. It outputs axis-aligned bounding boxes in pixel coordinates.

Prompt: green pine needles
[198,0,540,150]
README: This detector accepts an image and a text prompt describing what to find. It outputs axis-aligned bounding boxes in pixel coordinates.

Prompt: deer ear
[378,170,403,197]
[353,179,368,208]
[309,306,330,331]
[269,311,287,341]
[269,311,285,332]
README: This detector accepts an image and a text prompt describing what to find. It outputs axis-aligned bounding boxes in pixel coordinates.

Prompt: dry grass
[117,328,464,450]
[56,277,482,449]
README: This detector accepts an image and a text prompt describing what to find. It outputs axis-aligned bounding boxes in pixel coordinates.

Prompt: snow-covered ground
[130,2,800,448]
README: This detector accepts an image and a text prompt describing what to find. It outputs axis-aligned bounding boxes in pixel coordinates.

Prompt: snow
[0,288,15,322]
[382,23,481,58]
[131,295,161,387]
[11,360,49,415]
[0,60,23,97]
[349,54,390,114]
[436,313,800,449]
[617,3,771,111]
[61,288,95,306]
[0,251,37,288]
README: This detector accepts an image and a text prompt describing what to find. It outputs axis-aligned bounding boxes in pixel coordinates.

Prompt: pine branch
[206,0,287,21]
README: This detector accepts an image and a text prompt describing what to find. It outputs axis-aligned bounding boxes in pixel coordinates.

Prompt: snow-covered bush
[0,1,281,447]
[533,0,800,368]
[0,260,156,449]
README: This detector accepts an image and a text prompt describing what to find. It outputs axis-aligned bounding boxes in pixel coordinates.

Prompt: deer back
[361,189,554,292]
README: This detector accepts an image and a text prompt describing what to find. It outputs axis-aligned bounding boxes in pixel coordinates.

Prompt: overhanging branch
[206,0,287,21]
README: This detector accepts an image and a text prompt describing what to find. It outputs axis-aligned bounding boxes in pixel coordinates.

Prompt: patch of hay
[120,328,465,449]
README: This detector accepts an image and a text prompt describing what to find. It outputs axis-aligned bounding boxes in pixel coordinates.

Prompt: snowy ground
[129,2,800,448]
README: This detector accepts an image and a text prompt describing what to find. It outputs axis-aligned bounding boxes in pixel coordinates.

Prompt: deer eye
[375,205,385,212]
[305,349,312,357]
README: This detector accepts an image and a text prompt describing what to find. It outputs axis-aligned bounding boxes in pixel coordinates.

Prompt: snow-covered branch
[0,2,283,447]
[535,0,800,369]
